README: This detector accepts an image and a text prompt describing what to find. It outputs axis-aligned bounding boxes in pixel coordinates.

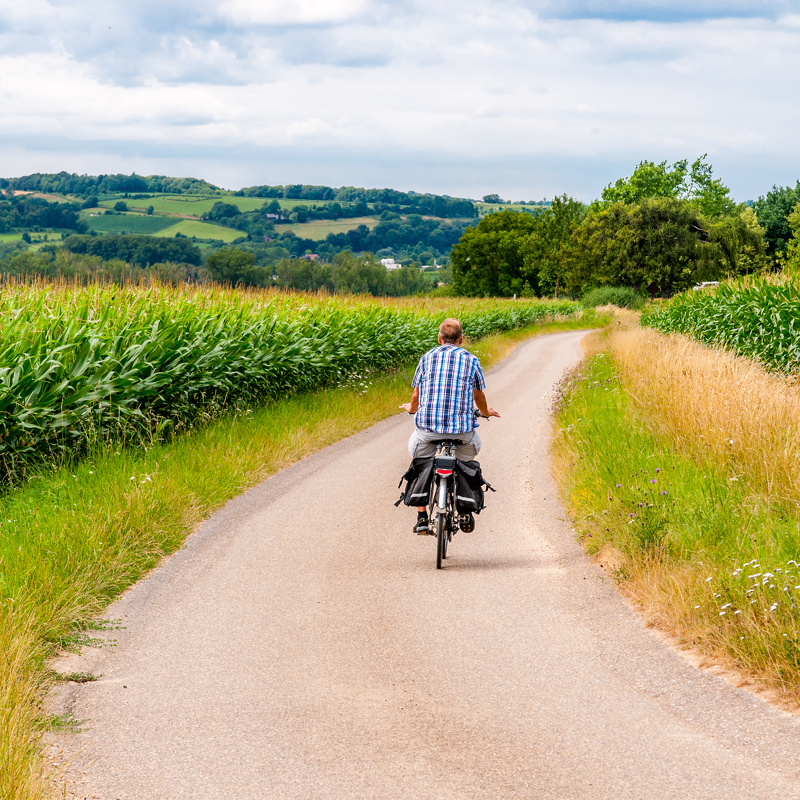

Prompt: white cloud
[218,0,369,26]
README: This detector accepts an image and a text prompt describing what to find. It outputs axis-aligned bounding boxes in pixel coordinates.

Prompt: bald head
[439,318,463,344]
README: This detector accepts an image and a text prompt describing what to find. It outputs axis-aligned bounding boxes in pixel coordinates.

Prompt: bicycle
[426,438,461,569]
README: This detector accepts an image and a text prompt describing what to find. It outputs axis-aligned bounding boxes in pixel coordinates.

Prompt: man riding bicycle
[399,317,500,534]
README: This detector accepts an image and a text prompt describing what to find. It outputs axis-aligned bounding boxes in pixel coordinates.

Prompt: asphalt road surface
[51,330,800,799]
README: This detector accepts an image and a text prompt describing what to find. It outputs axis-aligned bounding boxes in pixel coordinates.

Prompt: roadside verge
[552,322,800,710]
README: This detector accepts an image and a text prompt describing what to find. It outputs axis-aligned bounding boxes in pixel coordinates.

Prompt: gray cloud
[0,0,799,202]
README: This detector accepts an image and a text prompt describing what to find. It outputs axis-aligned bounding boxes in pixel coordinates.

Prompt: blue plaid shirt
[412,344,486,434]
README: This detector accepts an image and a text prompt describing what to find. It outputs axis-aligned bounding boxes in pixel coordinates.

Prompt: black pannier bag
[395,457,435,507]
[454,459,495,514]
[395,457,495,511]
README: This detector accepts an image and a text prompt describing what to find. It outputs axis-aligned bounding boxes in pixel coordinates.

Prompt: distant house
[381,258,401,270]
[301,253,319,261]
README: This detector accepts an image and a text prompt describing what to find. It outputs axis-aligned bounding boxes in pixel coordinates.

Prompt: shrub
[580,286,644,309]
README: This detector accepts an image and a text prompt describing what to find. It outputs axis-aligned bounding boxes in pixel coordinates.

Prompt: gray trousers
[408,427,481,461]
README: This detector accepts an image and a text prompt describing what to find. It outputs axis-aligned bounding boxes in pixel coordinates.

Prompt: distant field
[152,219,243,242]
[275,217,379,238]
[10,190,75,204]
[83,213,179,235]
[107,195,270,216]
[0,232,62,245]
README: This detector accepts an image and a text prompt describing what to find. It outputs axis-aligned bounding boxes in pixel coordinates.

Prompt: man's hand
[400,387,420,414]
[473,389,500,419]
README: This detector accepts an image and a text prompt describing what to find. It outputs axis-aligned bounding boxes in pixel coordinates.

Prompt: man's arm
[399,386,420,414]
[473,389,500,418]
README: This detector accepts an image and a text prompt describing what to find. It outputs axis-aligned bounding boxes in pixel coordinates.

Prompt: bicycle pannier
[395,457,435,507]
[454,459,494,514]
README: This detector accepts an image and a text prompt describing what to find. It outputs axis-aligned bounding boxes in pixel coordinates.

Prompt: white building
[380,258,402,270]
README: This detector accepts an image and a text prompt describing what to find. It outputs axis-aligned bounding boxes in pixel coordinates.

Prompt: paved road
[52,330,800,799]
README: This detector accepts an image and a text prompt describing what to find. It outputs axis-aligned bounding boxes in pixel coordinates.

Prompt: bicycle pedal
[458,513,475,533]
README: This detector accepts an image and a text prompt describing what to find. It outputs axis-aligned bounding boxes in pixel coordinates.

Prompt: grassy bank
[552,325,800,707]
[1,311,603,800]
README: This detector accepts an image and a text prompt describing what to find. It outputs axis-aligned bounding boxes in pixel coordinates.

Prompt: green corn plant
[0,281,579,485]
[641,276,800,375]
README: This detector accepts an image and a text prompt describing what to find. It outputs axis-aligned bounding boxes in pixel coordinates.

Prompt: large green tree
[450,210,541,296]
[563,198,766,297]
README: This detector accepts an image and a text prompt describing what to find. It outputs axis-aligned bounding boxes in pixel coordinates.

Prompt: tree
[385,265,429,296]
[331,251,386,294]
[702,207,769,277]
[482,194,503,203]
[113,200,128,212]
[451,210,540,296]
[783,202,800,274]
[524,195,586,296]
[753,181,800,260]
[205,201,239,221]
[563,198,766,297]
[601,160,686,206]
[205,247,256,284]
[599,155,735,218]
[275,257,332,292]
[263,199,282,216]
[683,155,736,218]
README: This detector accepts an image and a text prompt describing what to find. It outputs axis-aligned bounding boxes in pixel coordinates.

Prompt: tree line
[234,183,477,218]
[205,248,435,295]
[452,157,792,298]
[0,234,441,297]
[1,172,219,197]
[0,194,86,234]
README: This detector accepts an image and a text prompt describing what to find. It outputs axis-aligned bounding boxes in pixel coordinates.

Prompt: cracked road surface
[52,330,800,799]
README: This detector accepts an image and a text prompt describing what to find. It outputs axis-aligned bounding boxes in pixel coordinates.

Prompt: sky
[1,0,798,203]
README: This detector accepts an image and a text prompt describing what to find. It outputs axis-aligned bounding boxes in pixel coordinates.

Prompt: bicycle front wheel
[436,513,447,569]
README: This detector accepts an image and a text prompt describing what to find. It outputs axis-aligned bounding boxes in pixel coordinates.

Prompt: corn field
[0,281,578,483]
[641,276,800,375]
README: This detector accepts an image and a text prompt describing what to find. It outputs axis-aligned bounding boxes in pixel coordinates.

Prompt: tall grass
[552,325,800,705]
[610,326,800,507]
[0,281,578,485]
[642,275,800,375]
[1,612,50,800]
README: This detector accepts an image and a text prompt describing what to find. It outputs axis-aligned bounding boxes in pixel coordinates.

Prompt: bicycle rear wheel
[436,513,447,569]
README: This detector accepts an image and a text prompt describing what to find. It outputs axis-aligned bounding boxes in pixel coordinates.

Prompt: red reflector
[436,469,453,476]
